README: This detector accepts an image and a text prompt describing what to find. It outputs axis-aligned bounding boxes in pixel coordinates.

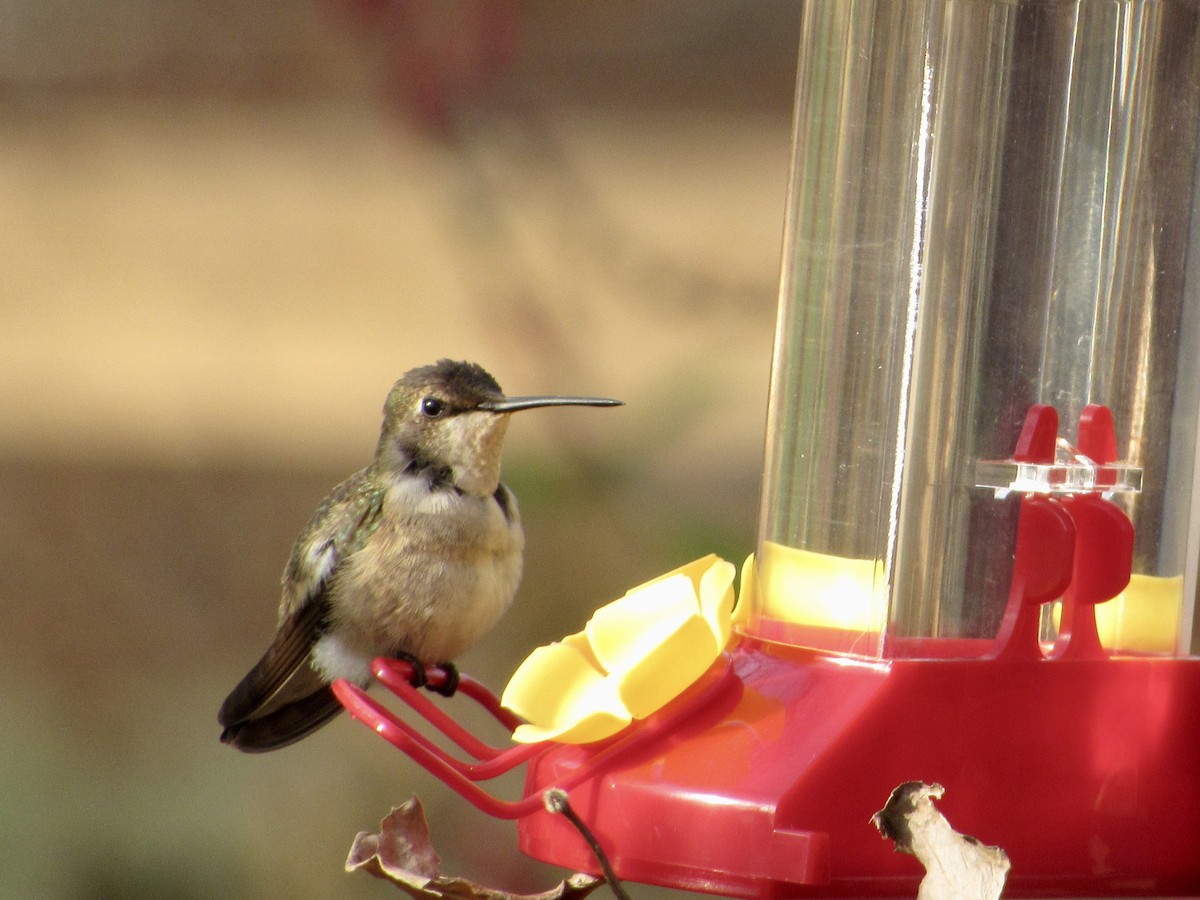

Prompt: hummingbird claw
[430,662,460,697]
[389,654,459,696]
[392,652,428,689]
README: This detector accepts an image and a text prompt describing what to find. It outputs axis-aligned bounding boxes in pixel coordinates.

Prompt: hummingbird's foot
[430,662,460,697]
[389,652,458,696]
[392,651,428,689]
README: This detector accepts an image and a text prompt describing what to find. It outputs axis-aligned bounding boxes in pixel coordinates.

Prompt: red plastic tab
[1051,493,1134,660]
[1078,403,1118,464]
[1013,404,1059,463]
[989,494,1075,660]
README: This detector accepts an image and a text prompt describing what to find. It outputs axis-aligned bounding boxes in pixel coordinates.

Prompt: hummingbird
[218,359,621,752]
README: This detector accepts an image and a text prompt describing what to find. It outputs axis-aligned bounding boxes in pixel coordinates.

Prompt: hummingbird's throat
[442,411,511,496]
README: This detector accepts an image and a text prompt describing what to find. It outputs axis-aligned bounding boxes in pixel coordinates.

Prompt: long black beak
[478,396,623,413]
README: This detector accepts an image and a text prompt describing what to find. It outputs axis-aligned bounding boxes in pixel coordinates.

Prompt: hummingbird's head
[377,359,621,496]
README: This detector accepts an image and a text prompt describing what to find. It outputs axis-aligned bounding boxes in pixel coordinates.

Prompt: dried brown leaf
[872,782,1010,900]
[347,795,604,900]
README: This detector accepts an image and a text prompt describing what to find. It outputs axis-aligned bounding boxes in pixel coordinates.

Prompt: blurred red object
[327,0,522,133]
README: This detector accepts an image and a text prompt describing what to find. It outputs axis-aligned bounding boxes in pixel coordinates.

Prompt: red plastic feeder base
[517,640,1200,897]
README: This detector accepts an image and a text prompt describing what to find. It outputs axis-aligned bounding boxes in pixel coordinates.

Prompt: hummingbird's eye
[420,396,447,418]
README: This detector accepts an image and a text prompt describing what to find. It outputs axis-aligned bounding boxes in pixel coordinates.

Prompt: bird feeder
[336,3,1200,896]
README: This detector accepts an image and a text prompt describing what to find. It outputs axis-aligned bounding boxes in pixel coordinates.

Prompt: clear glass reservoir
[751,1,1200,659]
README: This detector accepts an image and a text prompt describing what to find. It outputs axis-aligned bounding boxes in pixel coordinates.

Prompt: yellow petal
[698,557,736,647]
[586,573,699,673]
[561,628,603,672]
[500,641,612,725]
[613,613,720,718]
[628,553,720,595]
[511,706,632,744]
[732,553,756,628]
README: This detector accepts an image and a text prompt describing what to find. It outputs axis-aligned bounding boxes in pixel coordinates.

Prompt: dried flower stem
[543,790,632,900]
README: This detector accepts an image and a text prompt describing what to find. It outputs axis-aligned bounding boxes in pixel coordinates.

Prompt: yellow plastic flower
[501,554,737,744]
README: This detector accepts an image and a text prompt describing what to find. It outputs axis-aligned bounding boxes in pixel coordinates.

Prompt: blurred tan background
[0,2,799,897]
